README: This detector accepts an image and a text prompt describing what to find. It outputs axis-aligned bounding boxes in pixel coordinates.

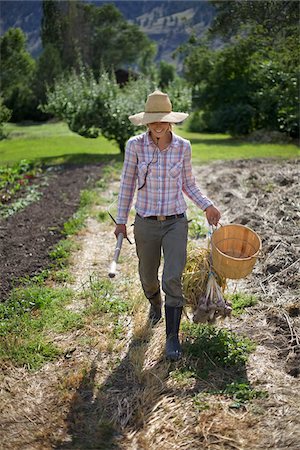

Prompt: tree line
[0,0,299,148]
[182,0,299,138]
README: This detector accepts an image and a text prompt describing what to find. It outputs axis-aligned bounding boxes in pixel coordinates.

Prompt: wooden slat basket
[211,224,262,280]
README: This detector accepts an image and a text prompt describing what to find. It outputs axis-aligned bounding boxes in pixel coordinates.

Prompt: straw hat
[128,90,189,126]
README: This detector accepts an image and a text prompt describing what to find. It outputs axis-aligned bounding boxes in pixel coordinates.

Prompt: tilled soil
[0,164,102,301]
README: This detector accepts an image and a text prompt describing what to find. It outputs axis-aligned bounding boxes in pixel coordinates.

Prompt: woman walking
[114,90,220,361]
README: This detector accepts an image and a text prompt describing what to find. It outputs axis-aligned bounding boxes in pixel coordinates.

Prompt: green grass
[0,285,82,369]
[176,125,299,162]
[0,122,120,165]
[0,121,298,166]
[84,278,130,316]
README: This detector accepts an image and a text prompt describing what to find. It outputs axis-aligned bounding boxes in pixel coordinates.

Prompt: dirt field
[0,157,299,449]
[0,164,102,300]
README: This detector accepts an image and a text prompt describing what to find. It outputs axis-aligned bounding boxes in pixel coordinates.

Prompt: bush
[0,96,11,139]
[188,111,207,133]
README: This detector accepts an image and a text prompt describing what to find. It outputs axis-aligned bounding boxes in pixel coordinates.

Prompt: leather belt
[138,213,185,221]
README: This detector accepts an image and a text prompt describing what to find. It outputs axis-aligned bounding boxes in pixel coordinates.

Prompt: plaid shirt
[116,131,213,224]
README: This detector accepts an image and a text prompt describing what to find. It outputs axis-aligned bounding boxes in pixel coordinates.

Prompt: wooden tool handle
[108,233,124,278]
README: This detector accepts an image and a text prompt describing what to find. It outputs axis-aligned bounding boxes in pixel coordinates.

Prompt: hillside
[0,0,215,62]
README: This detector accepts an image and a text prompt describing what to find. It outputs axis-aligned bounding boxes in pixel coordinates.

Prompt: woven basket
[211,224,262,279]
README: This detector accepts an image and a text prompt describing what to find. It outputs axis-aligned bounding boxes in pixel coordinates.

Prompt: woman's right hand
[114,224,127,239]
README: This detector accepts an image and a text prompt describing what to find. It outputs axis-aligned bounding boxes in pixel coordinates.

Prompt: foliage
[34,44,63,107]
[84,278,129,315]
[165,77,192,114]
[209,0,298,39]
[184,35,299,136]
[0,159,41,206]
[182,322,255,369]
[42,68,156,152]
[49,239,75,268]
[188,212,208,240]
[221,381,268,405]
[0,185,42,219]
[0,96,11,140]
[41,0,155,75]
[226,292,258,316]
[158,61,175,89]
[0,28,36,121]
[0,285,81,370]
[182,1,299,137]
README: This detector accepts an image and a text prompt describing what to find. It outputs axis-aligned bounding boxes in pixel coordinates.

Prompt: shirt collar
[145,130,176,151]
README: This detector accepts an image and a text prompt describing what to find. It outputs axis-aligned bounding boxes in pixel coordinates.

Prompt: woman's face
[148,122,170,140]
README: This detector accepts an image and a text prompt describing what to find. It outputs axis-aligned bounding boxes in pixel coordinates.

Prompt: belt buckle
[157,215,166,221]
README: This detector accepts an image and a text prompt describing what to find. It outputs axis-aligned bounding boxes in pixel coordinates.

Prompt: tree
[40,1,156,75]
[0,96,11,140]
[165,77,192,114]
[158,61,175,89]
[209,0,299,39]
[42,69,155,153]
[0,28,36,121]
[41,0,64,53]
[34,44,63,108]
[181,1,299,136]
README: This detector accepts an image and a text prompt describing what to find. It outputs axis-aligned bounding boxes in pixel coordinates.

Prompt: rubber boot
[165,305,183,361]
[148,292,162,325]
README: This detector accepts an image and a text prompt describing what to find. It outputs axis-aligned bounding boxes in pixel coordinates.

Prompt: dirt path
[1,158,299,449]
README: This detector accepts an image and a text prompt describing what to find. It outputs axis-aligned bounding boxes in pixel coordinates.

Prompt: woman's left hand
[205,205,221,226]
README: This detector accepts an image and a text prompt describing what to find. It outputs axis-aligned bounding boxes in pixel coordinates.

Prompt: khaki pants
[133,214,188,307]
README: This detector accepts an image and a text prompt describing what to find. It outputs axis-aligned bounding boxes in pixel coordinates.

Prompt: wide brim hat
[129,90,189,126]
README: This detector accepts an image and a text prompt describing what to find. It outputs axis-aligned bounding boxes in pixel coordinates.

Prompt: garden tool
[108,232,124,278]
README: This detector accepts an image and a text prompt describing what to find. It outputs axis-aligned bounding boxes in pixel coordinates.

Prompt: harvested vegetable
[183,244,231,323]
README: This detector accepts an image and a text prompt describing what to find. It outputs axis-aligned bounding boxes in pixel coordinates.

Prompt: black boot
[148,292,162,325]
[165,305,183,361]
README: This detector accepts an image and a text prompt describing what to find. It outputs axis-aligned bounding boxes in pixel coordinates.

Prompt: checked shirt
[116,131,213,224]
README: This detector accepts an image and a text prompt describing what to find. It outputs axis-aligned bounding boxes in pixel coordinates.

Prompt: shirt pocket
[169,160,183,179]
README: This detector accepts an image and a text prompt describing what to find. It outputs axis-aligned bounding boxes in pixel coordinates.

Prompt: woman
[114,90,220,361]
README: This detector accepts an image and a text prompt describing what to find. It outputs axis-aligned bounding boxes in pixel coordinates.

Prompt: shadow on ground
[55,319,249,450]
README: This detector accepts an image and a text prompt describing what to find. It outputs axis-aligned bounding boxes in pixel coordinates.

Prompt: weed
[97,211,108,222]
[206,380,268,409]
[96,161,122,191]
[170,367,198,382]
[0,285,82,370]
[49,239,75,266]
[226,292,258,316]
[112,319,126,339]
[80,189,98,208]
[84,278,129,316]
[192,394,210,412]
[18,269,50,287]
[63,211,87,235]
[0,338,61,370]
[222,381,268,404]
[182,322,255,369]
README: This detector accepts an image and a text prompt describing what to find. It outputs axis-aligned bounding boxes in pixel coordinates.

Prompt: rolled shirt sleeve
[116,139,138,224]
